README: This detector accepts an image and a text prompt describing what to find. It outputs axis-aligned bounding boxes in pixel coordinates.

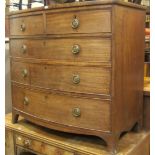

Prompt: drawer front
[12,85,111,131]
[15,134,74,155]
[11,61,111,95]
[46,10,111,34]
[10,15,44,35]
[11,61,30,85]
[10,38,111,62]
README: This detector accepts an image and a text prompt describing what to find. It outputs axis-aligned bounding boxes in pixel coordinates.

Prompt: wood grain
[30,64,111,95]
[46,10,111,34]
[15,134,74,155]
[111,5,145,133]
[10,38,111,62]
[12,85,111,131]
[10,14,44,36]
[5,129,15,155]
[11,61,111,95]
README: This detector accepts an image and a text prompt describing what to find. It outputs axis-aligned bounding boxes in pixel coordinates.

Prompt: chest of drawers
[9,1,145,153]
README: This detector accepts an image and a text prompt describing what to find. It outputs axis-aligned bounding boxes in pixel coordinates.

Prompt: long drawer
[12,85,111,131]
[46,9,111,34]
[10,38,111,62]
[10,14,44,36]
[11,61,111,95]
[15,134,74,155]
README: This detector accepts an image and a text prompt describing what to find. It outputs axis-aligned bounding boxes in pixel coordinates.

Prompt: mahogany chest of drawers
[9,0,145,153]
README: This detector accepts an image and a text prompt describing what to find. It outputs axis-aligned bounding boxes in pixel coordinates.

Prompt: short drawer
[15,134,74,155]
[10,38,111,62]
[12,85,111,131]
[11,61,111,95]
[10,14,44,36]
[46,10,111,34]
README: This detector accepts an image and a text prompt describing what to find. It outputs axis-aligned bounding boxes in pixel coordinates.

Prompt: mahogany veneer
[9,1,146,154]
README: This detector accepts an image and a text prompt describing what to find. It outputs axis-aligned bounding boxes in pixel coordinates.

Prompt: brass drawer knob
[23,96,29,105]
[72,44,80,54]
[21,69,28,77]
[72,75,80,84]
[21,45,27,54]
[72,108,81,117]
[23,139,31,147]
[20,23,26,31]
[71,17,80,29]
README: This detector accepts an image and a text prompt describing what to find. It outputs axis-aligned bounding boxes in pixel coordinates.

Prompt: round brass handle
[20,23,26,31]
[72,75,80,84]
[23,96,29,105]
[71,18,80,29]
[72,44,80,54]
[23,139,31,147]
[21,45,27,54]
[72,108,81,117]
[21,69,28,77]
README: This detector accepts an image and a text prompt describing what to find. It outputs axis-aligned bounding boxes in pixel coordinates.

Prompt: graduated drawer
[11,61,111,95]
[12,85,111,131]
[10,38,111,62]
[10,14,44,36]
[15,134,74,155]
[46,9,111,34]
